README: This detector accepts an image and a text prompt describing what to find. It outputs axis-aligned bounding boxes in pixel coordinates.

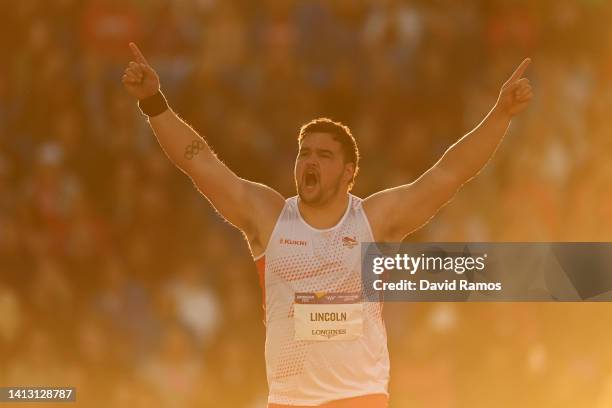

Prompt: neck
[298,192,350,230]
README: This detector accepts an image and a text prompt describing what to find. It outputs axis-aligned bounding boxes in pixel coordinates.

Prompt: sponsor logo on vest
[279,238,308,246]
[312,328,347,338]
[310,312,347,321]
[342,236,358,249]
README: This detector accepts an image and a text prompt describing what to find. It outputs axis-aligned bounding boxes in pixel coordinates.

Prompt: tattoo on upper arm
[184,139,205,160]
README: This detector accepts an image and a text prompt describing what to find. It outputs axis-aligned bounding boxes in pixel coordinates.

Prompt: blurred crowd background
[2,0,612,406]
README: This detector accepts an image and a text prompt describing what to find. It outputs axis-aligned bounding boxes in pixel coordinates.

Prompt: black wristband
[138,91,168,117]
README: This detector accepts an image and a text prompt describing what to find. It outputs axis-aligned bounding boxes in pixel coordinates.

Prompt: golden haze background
[2,0,612,406]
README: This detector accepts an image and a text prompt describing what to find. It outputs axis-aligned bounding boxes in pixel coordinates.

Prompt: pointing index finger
[129,42,149,66]
[508,58,531,83]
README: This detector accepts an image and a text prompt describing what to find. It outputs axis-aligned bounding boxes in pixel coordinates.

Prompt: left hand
[495,58,533,118]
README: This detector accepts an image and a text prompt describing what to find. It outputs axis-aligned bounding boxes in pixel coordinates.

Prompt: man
[122,42,533,407]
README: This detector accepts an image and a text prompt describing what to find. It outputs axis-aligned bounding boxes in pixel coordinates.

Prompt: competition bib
[294,292,363,341]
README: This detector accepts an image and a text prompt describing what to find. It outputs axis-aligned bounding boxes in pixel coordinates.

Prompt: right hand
[494,58,533,119]
[122,42,160,100]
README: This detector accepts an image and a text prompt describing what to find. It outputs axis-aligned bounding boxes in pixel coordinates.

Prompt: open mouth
[304,170,318,188]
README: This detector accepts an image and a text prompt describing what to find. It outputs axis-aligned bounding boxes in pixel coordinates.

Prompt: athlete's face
[295,132,354,205]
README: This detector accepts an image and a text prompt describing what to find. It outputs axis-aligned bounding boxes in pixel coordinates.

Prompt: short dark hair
[298,118,360,189]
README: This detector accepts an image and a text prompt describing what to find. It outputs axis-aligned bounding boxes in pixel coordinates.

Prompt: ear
[343,162,355,184]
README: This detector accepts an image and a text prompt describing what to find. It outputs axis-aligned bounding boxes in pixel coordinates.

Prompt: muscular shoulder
[243,181,285,256]
[362,189,404,242]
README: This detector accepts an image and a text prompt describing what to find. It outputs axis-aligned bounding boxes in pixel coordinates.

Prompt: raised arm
[122,43,284,254]
[364,58,534,242]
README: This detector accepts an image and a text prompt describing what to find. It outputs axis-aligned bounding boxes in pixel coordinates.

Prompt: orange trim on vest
[255,256,266,324]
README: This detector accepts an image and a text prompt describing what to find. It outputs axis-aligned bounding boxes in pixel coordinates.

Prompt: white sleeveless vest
[254,194,390,405]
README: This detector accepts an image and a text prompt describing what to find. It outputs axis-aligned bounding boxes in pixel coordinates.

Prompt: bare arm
[364,58,534,242]
[122,43,284,252]
[147,110,284,241]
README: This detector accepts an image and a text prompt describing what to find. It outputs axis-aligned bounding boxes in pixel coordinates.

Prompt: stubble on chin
[297,188,320,205]
[297,180,342,206]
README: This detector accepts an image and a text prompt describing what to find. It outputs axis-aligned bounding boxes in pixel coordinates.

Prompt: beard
[296,173,342,206]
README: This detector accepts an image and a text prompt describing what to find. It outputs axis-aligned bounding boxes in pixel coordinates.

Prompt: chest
[267,220,364,285]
